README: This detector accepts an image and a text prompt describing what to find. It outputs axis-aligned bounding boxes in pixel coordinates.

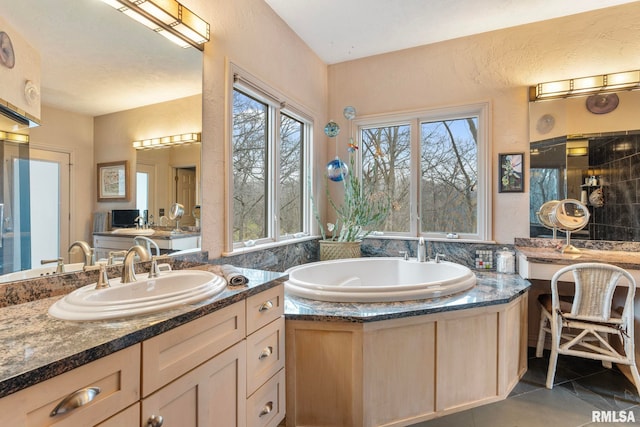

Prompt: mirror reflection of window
[136,171,149,222]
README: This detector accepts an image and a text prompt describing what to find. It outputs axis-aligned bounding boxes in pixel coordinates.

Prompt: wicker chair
[535,262,640,394]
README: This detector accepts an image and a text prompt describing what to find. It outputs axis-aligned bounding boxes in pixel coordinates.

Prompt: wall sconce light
[133,132,201,150]
[102,0,210,50]
[529,70,640,101]
[0,131,29,144]
[566,147,588,157]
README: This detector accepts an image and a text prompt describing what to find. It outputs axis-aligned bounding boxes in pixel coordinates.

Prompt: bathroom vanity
[92,230,200,259]
[284,271,530,426]
[0,265,285,427]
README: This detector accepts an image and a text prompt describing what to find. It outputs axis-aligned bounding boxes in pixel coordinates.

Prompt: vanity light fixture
[0,131,28,144]
[101,0,210,50]
[566,147,588,157]
[529,70,640,101]
[132,132,201,150]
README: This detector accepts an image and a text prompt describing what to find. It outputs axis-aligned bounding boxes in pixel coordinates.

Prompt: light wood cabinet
[0,345,140,427]
[141,341,247,427]
[0,284,285,427]
[245,286,286,427]
[286,294,528,427]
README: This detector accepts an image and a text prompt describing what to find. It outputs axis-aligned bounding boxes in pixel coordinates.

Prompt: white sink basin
[49,270,226,321]
[111,228,155,236]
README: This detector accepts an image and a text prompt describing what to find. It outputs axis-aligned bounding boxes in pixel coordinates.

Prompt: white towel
[221,264,249,286]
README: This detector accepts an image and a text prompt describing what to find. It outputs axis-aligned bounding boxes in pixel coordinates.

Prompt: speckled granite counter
[284,271,531,322]
[0,265,286,398]
[514,237,640,271]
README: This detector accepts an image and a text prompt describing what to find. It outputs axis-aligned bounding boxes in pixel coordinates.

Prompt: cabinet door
[142,341,247,427]
[142,301,245,396]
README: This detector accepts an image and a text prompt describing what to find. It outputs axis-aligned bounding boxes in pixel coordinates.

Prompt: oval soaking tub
[285,257,476,302]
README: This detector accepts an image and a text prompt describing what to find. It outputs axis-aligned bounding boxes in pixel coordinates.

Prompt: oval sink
[111,228,155,236]
[49,270,227,321]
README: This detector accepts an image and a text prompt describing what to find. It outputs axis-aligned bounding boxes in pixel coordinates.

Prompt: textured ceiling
[0,0,636,117]
[264,0,639,64]
[0,0,202,117]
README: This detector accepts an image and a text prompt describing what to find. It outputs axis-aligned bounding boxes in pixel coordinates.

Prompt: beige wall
[327,2,640,244]
[194,0,328,257]
[29,105,93,242]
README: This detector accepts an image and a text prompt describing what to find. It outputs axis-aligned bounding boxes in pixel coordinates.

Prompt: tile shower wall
[589,132,640,241]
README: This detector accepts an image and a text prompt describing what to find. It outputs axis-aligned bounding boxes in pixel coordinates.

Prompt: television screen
[111,209,140,228]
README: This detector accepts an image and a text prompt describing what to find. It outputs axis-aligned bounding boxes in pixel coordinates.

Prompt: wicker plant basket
[319,240,362,261]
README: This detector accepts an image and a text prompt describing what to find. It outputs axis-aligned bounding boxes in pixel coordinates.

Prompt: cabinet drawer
[246,369,285,427]
[142,301,245,396]
[0,345,140,427]
[246,285,284,335]
[247,316,285,396]
[96,403,139,427]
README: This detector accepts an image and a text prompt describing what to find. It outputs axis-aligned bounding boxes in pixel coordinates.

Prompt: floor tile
[410,348,640,427]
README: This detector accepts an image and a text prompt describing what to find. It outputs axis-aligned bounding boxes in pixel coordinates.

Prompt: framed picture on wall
[97,160,129,201]
[498,153,524,193]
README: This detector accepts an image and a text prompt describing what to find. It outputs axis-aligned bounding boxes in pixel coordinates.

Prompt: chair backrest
[550,262,636,322]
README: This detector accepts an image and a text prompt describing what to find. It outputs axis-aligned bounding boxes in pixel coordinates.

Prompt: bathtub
[285,257,476,302]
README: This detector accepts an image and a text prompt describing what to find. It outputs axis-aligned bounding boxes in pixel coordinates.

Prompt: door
[174,167,196,226]
[29,148,70,265]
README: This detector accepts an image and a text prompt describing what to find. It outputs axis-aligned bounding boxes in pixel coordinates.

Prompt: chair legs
[546,347,559,389]
[536,306,549,358]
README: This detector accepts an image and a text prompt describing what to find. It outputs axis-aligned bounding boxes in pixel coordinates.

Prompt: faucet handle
[398,251,409,261]
[435,253,446,263]
[95,264,110,289]
[148,256,162,278]
[41,258,65,273]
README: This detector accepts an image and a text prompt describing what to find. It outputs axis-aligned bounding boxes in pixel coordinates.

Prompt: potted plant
[314,155,390,260]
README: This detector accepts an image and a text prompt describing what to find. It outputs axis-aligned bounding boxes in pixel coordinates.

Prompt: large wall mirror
[529,90,640,241]
[0,0,203,281]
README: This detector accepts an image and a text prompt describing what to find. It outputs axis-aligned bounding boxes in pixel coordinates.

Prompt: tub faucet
[121,245,151,283]
[417,237,427,262]
[68,240,95,266]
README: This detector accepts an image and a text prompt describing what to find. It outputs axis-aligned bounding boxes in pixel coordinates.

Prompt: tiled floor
[412,348,640,427]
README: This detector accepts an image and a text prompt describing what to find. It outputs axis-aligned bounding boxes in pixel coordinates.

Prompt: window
[357,103,491,241]
[229,67,312,250]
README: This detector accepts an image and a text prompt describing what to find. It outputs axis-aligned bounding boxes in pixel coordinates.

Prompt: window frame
[225,62,314,252]
[354,102,492,242]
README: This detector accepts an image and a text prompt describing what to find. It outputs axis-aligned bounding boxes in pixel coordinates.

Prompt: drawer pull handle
[146,415,164,427]
[50,386,101,417]
[259,401,274,417]
[258,300,274,312]
[259,346,273,360]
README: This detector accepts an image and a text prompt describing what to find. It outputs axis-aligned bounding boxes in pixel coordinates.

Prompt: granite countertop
[0,265,286,399]
[514,237,640,270]
[284,271,531,322]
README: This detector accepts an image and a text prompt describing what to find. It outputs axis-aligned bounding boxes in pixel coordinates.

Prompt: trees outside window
[231,84,311,247]
[356,103,490,240]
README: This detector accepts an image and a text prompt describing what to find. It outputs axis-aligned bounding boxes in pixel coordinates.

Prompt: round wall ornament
[586,93,619,114]
[536,114,555,134]
[0,31,15,69]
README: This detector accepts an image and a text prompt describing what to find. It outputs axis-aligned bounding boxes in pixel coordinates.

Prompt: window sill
[222,235,319,257]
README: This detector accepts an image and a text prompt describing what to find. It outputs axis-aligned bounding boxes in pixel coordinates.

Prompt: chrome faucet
[121,245,151,283]
[417,237,427,262]
[134,215,146,229]
[68,240,95,266]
